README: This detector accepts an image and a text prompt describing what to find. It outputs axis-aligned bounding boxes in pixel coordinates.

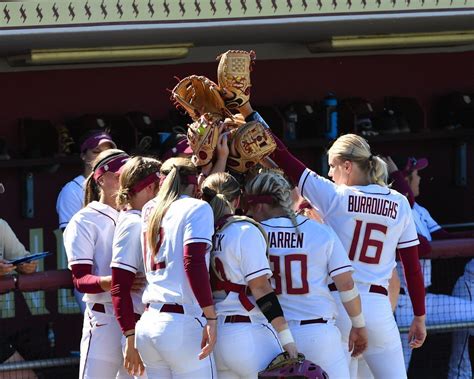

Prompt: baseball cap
[393,156,429,176]
[80,131,117,153]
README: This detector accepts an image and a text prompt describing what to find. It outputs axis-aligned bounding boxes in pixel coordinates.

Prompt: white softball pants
[214,319,282,379]
[288,320,350,379]
[79,303,131,379]
[135,309,216,379]
[333,291,407,379]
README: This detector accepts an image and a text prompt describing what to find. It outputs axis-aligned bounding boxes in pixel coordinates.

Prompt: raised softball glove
[226,121,276,173]
[187,113,221,167]
[171,75,231,121]
[217,50,256,109]
[258,352,329,379]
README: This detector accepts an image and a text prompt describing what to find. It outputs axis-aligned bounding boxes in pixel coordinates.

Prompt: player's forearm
[71,264,105,293]
[399,246,426,316]
[111,267,137,334]
[183,243,214,309]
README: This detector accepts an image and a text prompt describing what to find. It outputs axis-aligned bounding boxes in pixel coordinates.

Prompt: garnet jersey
[110,210,146,314]
[140,195,214,316]
[299,169,419,287]
[260,214,353,321]
[211,220,272,321]
[64,201,118,304]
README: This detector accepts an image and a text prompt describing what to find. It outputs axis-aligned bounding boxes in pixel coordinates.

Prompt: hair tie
[201,187,217,203]
[368,154,374,161]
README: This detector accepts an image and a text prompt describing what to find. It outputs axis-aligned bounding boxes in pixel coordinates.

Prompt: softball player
[111,156,162,378]
[135,157,218,379]
[264,131,426,378]
[64,149,132,379]
[245,170,368,378]
[200,172,297,379]
[236,100,426,378]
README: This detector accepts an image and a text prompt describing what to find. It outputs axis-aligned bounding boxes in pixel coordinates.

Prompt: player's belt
[300,318,327,325]
[92,303,141,319]
[328,283,388,296]
[224,315,251,323]
[158,304,185,314]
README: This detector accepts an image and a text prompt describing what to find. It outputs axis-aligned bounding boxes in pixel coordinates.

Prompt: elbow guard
[256,292,284,323]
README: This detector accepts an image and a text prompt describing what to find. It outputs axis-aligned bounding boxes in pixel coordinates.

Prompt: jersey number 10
[349,220,387,264]
[269,254,309,295]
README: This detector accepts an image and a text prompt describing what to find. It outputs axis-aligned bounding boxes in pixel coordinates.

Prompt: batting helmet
[258,353,329,379]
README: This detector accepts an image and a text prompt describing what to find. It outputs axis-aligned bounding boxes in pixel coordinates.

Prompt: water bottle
[284,106,298,141]
[324,93,338,140]
[47,322,56,349]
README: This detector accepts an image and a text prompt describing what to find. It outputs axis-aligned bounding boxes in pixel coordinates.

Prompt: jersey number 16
[349,220,387,264]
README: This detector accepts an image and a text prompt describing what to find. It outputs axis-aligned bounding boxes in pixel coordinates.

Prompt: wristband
[350,313,366,328]
[206,317,218,321]
[278,328,295,346]
[125,333,135,338]
[339,286,359,303]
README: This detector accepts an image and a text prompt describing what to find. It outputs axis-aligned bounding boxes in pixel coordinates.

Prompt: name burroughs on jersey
[212,231,304,250]
[348,195,398,220]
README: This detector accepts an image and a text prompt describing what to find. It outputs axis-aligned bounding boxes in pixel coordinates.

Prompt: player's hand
[282,342,298,359]
[408,315,426,349]
[16,260,38,274]
[131,273,146,293]
[199,320,217,360]
[124,334,145,377]
[348,327,368,357]
[216,125,230,161]
[0,259,16,276]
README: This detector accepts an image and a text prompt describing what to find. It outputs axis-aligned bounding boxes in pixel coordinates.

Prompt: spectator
[0,187,39,378]
[384,156,474,372]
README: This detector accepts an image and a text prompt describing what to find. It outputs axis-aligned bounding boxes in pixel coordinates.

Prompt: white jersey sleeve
[327,230,353,279]
[111,211,143,274]
[397,198,420,250]
[64,215,96,269]
[239,224,272,282]
[183,202,214,247]
[56,176,85,229]
[299,169,339,217]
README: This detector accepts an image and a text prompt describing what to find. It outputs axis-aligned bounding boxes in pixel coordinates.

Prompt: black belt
[300,318,327,325]
[225,315,251,323]
[328,283,388,296]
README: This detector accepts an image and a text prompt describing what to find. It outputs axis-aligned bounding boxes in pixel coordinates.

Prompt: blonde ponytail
[147,157,197,256]
[201,173,241,222]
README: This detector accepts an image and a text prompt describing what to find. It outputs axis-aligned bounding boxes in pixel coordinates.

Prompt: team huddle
[62,50,427,379]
